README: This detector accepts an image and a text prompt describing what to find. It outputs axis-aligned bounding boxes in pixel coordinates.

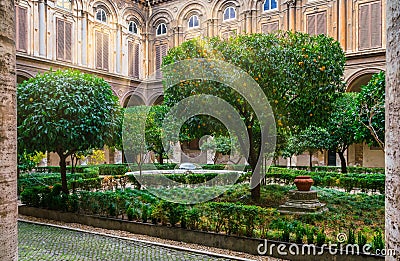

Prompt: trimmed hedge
[17,171,99,194]
[265,167,385,193]
[273,165,385,174]
[35,165,94,174]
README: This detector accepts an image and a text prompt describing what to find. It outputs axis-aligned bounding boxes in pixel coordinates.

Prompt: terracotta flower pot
[294,176,314,191]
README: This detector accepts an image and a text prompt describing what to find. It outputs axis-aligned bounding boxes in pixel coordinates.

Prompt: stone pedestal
[278,190,328,215]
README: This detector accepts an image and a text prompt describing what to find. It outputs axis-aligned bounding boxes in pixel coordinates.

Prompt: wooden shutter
[307,12,326,35]
[316,12,327,35]
[370,1,382,48]
[95,31,103,69]
[128,41,134,76]
[56,19,65,60]
[155,44,167,78]
[359,4,370,50]
[134,43,140,78]
[16,6,27,52]
[102,33,109,70]
[262,22,279,34]
[307,14,316,35]
[64,21,72,61]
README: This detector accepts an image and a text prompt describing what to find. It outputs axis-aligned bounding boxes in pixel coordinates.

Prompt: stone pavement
[18,222,248,261]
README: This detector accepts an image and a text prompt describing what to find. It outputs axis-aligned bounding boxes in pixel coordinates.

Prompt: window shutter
[64,21,72,61]
[370,2,382,48]
[316,12,327,35]
[95,31,103,69]
[56,19,65,60]
[262,22,279,34]
[134,43,140,78]
[128,41,134,76]
[102,33,109,70]
[307,14,316,35]
[17,6,27,52]
[155,45,161,70]
[359,4,370,50]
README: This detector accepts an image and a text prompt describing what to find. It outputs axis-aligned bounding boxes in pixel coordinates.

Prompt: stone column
[116,26,121,73]
[385,0,400,261]
[288,0,296,32]
[385,0,400,260]
[0,0,18,259]
[38,0,46,56]
[81,11,87,66]
[338,0,347,49]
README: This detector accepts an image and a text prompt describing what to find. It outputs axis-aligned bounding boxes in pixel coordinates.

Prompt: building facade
[15,0,385,167]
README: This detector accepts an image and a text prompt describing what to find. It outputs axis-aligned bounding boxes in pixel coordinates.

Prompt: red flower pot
[294,176,314,191]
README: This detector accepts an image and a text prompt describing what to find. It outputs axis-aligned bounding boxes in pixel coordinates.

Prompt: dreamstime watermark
[122,58,276,204]
[257,233,397,257]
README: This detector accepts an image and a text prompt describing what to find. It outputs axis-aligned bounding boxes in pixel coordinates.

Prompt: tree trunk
[385,1,400,259]
[248,129,261,201]
[338,151,347,174]
[309,151,313,170]
[159,152,164,165]
[59,153,68,194]
[0,0,18,259]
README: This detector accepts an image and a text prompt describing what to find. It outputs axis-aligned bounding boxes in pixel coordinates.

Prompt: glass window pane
[272,0,277,9]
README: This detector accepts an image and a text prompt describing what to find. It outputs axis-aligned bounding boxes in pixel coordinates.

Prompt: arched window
[264,0,278,11]
[223,7,236,21]
[188,15,200,28]
[129,21,138,34]
[156,23,167,36]
[57,0,71,10]
[96,8,107,23]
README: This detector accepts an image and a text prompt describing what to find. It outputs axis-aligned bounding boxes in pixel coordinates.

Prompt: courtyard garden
[18,164,386,254]
[15,30,389,259]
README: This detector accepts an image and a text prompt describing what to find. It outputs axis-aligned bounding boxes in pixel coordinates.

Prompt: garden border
[19,205,384,261]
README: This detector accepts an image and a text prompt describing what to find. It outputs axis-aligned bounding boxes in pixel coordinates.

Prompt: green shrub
[316,230,326,246]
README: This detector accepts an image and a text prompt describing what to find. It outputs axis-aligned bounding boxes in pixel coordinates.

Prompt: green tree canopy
[356,71,385,150]
[323,93,360,173]
[18,69,122,193]
[162,31,346,200]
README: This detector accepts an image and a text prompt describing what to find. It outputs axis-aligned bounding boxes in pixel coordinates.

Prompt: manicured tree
[323,93,360,173]
[294,126,330,170]
[0,0,18,258]
[200,136,237,164]
[17,70,123,193]
[357,71,385,150]
[145,105,169,164]
[123,106,149,175]
[163,32,345,200]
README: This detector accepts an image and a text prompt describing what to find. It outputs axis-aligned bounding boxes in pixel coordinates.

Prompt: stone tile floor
[18,221,245,261]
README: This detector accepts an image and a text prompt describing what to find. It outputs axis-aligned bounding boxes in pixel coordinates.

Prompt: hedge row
[17,171,99,194]
[20,186,385,248]
[273,165,385,174]
[97,163,252,176]
[34,165,94,174]
[20,187,275,238]
[265,168,385,193]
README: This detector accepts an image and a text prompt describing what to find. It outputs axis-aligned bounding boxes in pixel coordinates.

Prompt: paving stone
[18,222,237,261]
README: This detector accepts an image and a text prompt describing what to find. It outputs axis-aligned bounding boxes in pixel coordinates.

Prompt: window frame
[57,0,72,10]
[223,7,236,22]
[263,0,278,12]
[188,15,200,29]
[128,21,138,34]
[96,8,107,23]
[156,23,167,36]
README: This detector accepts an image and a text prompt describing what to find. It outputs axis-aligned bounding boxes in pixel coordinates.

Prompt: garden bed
[19,205,384,261]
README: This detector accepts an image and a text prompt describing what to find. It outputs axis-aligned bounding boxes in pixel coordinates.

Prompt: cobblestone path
[18,222,241,261]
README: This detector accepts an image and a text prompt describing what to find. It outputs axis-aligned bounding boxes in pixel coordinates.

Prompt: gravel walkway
[19,215,284,261]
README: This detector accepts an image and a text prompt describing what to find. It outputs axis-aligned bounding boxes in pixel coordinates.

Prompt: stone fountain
[278,176,328,215]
